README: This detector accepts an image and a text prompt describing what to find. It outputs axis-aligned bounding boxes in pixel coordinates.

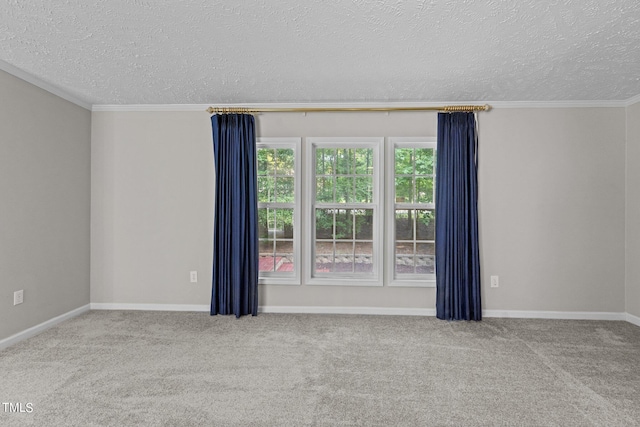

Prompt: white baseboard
[90,303,209,312]
[0,304,91,351]
[263,307,626,320]
[483,310,626,321]
[89,303,632,323]
[90,303,435,316]
[626,313,640,327]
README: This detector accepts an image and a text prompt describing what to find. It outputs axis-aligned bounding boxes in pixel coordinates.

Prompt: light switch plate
[14,290,24,305]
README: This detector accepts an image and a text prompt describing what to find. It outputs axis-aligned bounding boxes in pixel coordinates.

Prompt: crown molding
[0,59,92,110]
[92,104,210,112]
[488,99,628,109]
[625,93,640,107]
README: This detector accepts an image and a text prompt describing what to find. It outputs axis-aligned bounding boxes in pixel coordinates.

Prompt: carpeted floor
[1,311,639,426]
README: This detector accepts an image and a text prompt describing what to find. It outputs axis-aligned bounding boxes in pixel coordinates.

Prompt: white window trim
[256,137,302,286]
[305,137,384,286]
[385,137,437,288]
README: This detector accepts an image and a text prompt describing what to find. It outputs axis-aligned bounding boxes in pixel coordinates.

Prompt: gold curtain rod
[206,104,490,114]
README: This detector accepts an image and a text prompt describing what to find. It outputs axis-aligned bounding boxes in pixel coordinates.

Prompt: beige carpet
[1,311,639,426]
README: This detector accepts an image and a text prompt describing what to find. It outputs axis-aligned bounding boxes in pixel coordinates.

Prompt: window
[259,136,436,288]
[306,138,383,286]
[386,138,436,286]
[257,138,301,285]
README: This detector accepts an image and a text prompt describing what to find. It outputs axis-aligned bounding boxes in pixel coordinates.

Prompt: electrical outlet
[14,290,24,305]
[190,271,198,283]
[490,276,499,288]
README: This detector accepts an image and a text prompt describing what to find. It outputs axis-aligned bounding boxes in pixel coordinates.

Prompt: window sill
[259,278,301,286]
[306,277,383,287]
[387,279,436,288]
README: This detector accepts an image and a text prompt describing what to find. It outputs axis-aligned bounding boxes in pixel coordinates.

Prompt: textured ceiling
[1,0,639,105]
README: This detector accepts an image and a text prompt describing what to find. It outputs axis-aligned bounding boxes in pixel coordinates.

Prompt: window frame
[385,137,437,287]
[305,137,384,287]
[256,137,302,286]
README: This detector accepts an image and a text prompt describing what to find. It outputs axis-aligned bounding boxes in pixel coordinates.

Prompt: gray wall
[0,70,91,340]
[90,112,215,305]
[480,108,625,312]
[91,107,627,313]
[626,101,640,317]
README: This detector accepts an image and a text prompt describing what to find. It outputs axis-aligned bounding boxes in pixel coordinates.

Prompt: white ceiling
[1,0,639,106]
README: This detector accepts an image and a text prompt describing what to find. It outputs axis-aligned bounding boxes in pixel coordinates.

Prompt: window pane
[275,240,294,272]
[259,255,275,272]
[396,256,415,274]
[258,177,274,203]
[259,239,274,254]
[315,241,333,255]
[258,208,268,238]
[355,209,373,239]
[335,148,353,175]
[355,177,373,203]
[275,177,295,202]
[355,149,374,175]
[396,241,414,255]
[355,242,373,273]
[315,241,333,273]
[316,148,334,175]
[395,203,436,277]
[395,209,414,240]
[415,177,433,203]
[395,148,413,175]
[275,254,295,272]
[395,177,413,203]
[416,256,435,274]
[275,209,294,239]
[335,241,353,254]
[315,208,334,239]
[347,148,356,172]
[357,259,373,273]
[335,177,353,203]
[315,256,333,273]
[335,255,355,273]
[259,238,275,272]
[316,177,334,203]
[335,209,353,239]
[276,149,294,174]
[257,149,272,176]
[355,241,373,255]
[415,148,434,175]
[416,210,435,240]
[416,242,435,256]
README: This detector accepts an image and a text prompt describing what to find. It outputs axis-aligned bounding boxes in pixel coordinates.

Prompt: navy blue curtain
[210,114,258,317]
[435,112,482,321]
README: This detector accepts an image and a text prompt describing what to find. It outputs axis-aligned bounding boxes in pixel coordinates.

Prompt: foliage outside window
[308,139,382,285]
[258,137,436,288]
[256,138,300,284]
[390,138,437,285]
